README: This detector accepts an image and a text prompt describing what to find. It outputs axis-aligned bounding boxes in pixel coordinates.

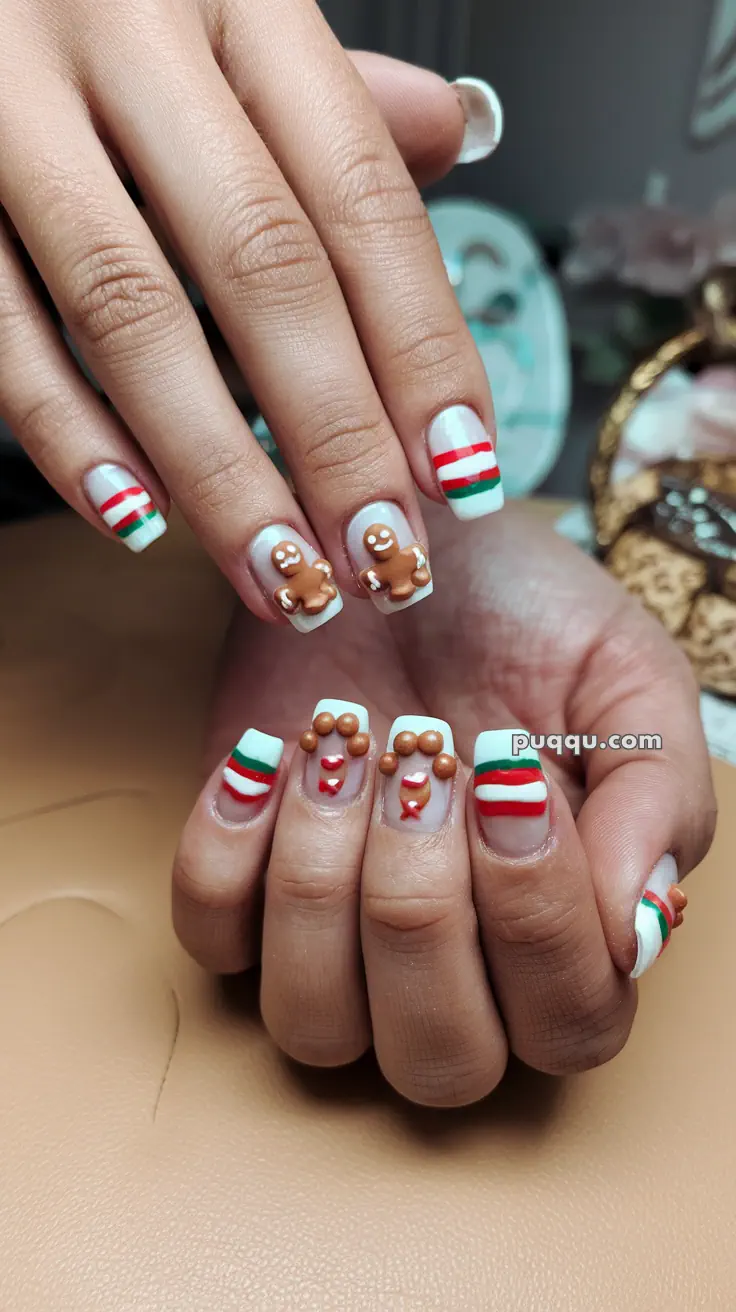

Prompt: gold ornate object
[590,267,736,698]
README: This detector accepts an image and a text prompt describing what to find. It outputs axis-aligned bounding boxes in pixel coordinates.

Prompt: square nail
[84,464,167,553]
[474,730,549,857]
[217,727,284,822]
[631,855,687,980]
[249,525,343,632]
[379,715,456,832]
[300,699,370,804]
[428,406,504,521]
[346,502,432,613]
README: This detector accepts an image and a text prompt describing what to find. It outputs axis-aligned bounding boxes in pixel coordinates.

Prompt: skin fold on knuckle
[489,890,584,960]
[293,405,390,487]
[362,888,463,952]
[214,193,332,313]
[324,146,432,249]
[268,854,357,921]
[63,241,187,359]
[387,320,469,394]
[183,437,256,525]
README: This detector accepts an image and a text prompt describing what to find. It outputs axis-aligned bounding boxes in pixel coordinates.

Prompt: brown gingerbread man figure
[359,523,431,603]
[379,728,456,820]
[271,541,337,616]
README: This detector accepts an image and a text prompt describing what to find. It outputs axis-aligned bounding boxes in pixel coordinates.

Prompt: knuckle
[11,384,80,458]
[328,147,430,245]
[185,439,253,520]
[523,979,632,1076]
[362,890,460,950]
[295,405,389,485]
[389,322,470,390]
[215,196,330,309]
[492,894,581,958]
[389,1048,506,1108]
[268,859,356,919]
[65,243,185,355]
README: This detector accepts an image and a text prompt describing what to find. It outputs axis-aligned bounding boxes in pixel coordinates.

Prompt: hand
[0,0,504,629]
[172,505,716,1106]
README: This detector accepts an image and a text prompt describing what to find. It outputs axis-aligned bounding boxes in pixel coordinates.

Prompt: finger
[0,73,341,630]
[261,699,373,1067]
[361,715,506,1107]
[172,726,286,973]
[90,20,433,613]
[221,5,505,522]
[345,54,498,187]
[469,729,634,1076]
[0,221,169,551]
[570,610,717,981]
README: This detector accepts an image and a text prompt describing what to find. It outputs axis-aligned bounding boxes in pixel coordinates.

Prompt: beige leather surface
[0,509,734,1311]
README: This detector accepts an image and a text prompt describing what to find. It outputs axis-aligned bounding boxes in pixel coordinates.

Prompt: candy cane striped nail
[428,406,504,521]
[474,730,549,857]
[84,464,166,553]
[631,855,688,980]
[217,727,284,821]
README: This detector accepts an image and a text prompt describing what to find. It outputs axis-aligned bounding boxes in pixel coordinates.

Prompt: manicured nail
[473,730,549,857]
[379,715,456,833]
[428,406,504,521]
[300,699,370,804]
[84,464,166,553]
[630,855,688,980]
[452,78,504,164]
[345,501,432,613]
[249,525,343,633]
[216,727,284,823]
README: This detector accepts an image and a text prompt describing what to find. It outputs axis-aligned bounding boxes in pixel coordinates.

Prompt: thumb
[347,53,503,188]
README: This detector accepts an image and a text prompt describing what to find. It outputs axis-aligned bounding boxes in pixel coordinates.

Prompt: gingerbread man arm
[314,559,334,580]
[359,566,386,593]
[274,584,298,613]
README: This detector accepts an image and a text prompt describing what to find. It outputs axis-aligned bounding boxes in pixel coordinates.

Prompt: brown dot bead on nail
[417,729,443,756]
[378,752,399,776]
[347,732,370,757]
[432,753,457,780]
[394,731,417,756]
[313,712,335,736]
[336,712,359,738]
[299,729,318,753]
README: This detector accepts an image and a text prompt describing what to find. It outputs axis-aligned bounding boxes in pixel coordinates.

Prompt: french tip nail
[216,727,284,821]
[452,78,504,164]
[346,502,433,612]
[473,729,549,857]
[84,463,167,554]
[630,855,683,980]
[428,407,504,520]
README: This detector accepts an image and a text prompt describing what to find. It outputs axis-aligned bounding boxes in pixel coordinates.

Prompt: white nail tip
[312,699,369,735]
[453,78,505,164]
[630,855,680,980]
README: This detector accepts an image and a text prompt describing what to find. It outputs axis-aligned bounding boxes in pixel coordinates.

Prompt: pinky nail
[84,464,166,553]
[474,730,549,857]
[216,727,284,823]
[452,78,504,164]
[428,407,504,521]
[300,699,370,804]
[631,855,687,980]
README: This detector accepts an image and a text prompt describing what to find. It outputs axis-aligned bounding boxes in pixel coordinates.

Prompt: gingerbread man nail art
[271,541,338,617]
[300,699,370,804]
[379,716,456,831]
[359,523,431,604]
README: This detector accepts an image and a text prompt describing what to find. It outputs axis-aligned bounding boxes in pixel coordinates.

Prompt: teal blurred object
[429,197,571,497]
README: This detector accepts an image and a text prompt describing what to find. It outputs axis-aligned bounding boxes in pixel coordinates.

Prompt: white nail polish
[249,525,343,633]
[379,715,456,833]
[630,855,688,980]
[84,464,166,553]
[452,78,504,164]
[300,699,370,805]
[345,501,432,613]
[217,727,284,823]
[427,406,504,521]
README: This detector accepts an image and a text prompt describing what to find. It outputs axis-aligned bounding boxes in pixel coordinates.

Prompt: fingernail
[216,727,284,823]
[300,699,370,804]
[631,855,688,980]
[249,525,343,633]
[84,464,166,553]
[428,406,504,521]
[346,502,432,612]
[452,78,504,164]
[473,730,549,857]
[379,715,456,833]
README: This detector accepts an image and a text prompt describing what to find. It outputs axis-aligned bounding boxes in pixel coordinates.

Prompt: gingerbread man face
[300,702,370,802]
[379,727,456,821]
[270,540,338,617]
[359,523,431,604]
